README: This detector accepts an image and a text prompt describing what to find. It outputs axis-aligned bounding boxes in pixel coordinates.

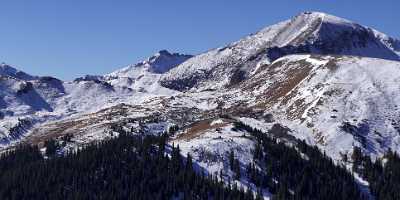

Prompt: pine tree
[0,133,255,200]
[186,153,193,171]
[229,150,235,171]
[44,139,59,156]
[234,159,241,180]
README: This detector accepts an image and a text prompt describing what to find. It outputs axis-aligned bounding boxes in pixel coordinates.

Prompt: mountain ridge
[1,11,400,199]
[0,63,37,81]
[160,11,400,91]
[0,50,190,145]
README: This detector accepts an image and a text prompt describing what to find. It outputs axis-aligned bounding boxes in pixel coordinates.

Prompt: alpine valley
[1,12,400,200]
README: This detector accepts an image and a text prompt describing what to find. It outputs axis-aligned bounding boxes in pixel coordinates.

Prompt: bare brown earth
[24,103,147,147]
[17,55,343,149]
[174,118,233,141]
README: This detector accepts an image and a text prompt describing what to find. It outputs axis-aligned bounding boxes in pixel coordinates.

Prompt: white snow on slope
[173,120,271,199]
[161,12,400,91]
[243,54,400,161]
[0,63,36,80]
[1,14,400,195]
[105,50,191,93]
[0,50,191,146]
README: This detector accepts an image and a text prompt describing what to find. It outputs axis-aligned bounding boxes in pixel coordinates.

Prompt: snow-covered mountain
[2,11,400,157]
[237,54,400,160]
[109,50,192,76]
[160,12,400,91]
[0,63,37,80]
[0,50,190,145]
[1,11,400,198]
[104,50,192,93]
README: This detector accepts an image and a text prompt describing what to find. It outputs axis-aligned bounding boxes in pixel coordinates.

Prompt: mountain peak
[298,11,334,18]
[0,62,16,72]
[296,11,352,24]
[156,49,172,56]
[298,11,327,18]
[0,63,35,80]
[145,50,192,73]
[267,11,400,59]
[161,12,400,91]
[107,50,192,79]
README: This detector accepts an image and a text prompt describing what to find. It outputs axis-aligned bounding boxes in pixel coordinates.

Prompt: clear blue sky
[1,0,399,80]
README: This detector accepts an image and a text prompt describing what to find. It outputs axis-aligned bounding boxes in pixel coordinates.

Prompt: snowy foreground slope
[1,11,400,199]
[11,55,400,199]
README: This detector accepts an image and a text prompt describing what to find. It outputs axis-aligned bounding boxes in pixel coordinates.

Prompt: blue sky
[0,0,399,80]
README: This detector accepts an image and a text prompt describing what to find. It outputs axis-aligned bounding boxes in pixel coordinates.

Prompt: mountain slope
[160,12,400,91]
[0,63,36,81]
[2,12,399,160]
[237,54,400,160]
[105,50,191,93]
[0,50,190,146]
[1,11,400,199]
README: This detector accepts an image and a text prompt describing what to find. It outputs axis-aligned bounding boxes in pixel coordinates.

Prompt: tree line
[232,122,365,200]
[0,133,255,200]
[352,146,400,200]
[1,120,399,200]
